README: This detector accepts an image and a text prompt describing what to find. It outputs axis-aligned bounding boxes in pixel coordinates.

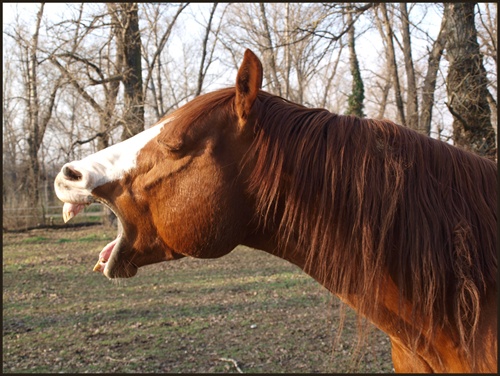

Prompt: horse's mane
[174,87,497,358]
[245,91,497,357]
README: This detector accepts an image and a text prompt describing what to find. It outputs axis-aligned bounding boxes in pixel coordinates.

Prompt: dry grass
[3,226,393,373]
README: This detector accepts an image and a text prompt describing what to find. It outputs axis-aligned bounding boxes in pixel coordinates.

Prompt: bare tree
[4,3,63,225]
[107,3,145,140]
[399,3,418,130]
[259,3,283,96]
[290,3,372,107]
[3,54,23,210]
[476,3,497,144]
[141,3,189,118]
[220,3,352,106]
[378,3,406,126]
[319,43,345,110]
[195,3,218,96]
[444,3,496,159]
[345,4,365,118]
[419,12,447,136]
[368,7,393,120]
[48,3,123,151]
[477,3,497,67]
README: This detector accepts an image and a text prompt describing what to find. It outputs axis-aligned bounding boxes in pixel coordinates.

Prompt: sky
[2,2,468,140]
[2,2,444,78]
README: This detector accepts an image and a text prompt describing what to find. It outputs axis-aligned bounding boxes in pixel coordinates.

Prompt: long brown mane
[172,87,497,358]
[244,91,497,357]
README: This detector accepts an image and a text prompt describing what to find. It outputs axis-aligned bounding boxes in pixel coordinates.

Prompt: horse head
[54,50,264,278]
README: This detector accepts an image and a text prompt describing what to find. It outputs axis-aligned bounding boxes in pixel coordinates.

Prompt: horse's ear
[235,49,263,126]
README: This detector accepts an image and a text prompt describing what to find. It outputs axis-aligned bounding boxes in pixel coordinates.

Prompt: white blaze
[75,121,165,185]
[55,117,173,205]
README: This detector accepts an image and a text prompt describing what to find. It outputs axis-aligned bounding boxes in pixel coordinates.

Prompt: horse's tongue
[93,237,120,273]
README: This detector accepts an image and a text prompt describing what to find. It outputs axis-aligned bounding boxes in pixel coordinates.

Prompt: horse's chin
[98,235,139,279]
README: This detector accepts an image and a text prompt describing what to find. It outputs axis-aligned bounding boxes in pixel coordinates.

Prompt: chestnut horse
[54,49,497,373]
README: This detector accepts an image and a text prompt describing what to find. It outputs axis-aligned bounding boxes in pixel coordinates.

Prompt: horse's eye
[157,139,183,155]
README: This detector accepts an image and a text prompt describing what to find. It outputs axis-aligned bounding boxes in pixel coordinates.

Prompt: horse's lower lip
[97,235,139,279]
[96,206,138,278]
[102,235,138,278]
[103,263,138,278]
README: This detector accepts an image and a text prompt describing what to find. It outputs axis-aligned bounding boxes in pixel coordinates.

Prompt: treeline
[2,3,497,229]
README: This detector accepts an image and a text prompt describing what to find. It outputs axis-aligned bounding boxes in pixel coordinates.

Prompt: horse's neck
[242,229,497,373]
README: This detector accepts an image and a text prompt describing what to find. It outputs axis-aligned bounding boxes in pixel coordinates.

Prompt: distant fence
[3,203,108,231]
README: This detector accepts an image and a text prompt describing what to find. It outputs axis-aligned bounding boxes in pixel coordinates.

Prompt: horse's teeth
[93,259,107,273]
[63,211,74,223]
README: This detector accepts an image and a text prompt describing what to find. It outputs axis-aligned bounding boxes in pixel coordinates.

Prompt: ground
[3,226,393,373]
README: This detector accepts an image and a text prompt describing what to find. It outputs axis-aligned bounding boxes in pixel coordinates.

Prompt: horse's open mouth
[62,202,138,278]
[92,234,122,273]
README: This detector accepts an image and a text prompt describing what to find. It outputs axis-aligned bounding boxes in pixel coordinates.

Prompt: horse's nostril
[62,165,83,181]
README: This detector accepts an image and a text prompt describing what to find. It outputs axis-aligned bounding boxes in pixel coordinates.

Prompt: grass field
[3,226,393,373]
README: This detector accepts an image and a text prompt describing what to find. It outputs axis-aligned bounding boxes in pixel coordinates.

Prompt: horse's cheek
[145,167,230,258]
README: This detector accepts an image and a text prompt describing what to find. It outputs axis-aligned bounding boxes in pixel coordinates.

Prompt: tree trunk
[345,6,365,118]
[121,3,145,139]
[259,3,282,96]
[399,3,418,130]
[379,3,406,126]
[485,91,497,150]
[23,4,63,226]
[196,3,218,96]
[420,12,447,136]
[321,44,344,109]
[109,3,145,140]
[26,4,45,220]
[376,79,392,120]
[284,3,292,99]
[444,3,496,159]
[373,10,392,119]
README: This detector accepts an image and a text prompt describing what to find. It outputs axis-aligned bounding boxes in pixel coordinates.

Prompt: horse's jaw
[92,215,138,279]
[98,236,139,279]
[60,199,139,278]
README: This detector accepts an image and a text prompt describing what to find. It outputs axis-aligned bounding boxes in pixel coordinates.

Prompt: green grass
[21,236,49,243]
[57,234,114,244]
[77,234,113,242]
[3,226,393,373]
[56,238,72,243]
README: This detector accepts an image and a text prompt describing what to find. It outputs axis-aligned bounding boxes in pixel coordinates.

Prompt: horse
[54,49,497,373]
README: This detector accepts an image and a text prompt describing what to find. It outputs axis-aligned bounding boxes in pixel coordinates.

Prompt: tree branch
[71,131,108,148]
[49,55,103,114]
[143,3,189,99]
[445,96,473,132]
[38,76,63,146]
[55,52,104,80]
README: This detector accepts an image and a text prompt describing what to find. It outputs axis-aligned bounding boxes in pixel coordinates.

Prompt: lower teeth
[93,259,106,272]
